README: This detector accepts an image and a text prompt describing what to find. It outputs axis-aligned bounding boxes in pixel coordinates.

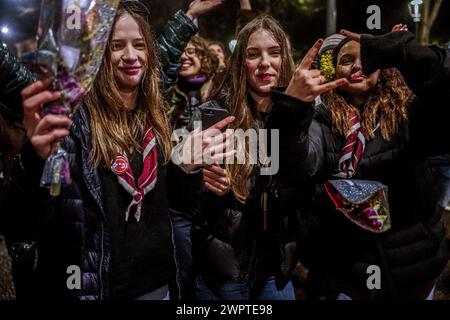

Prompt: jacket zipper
[99,223,104,300]
[169,216,181,299]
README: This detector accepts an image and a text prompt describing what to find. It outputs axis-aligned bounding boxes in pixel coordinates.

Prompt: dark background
[0,0,449,59]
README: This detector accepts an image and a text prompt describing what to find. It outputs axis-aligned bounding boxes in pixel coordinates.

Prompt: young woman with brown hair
[296,30,450,300]
[18,0,228,300]
[189,14,345,300]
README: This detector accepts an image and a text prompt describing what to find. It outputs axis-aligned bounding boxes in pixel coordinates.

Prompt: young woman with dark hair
[296,30,450,300]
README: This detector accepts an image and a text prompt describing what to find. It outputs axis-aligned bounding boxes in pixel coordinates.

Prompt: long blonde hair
[84,3,172,168]
[217,15,294,203]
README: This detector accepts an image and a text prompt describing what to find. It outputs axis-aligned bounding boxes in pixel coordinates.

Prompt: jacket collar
[314,95,332,126]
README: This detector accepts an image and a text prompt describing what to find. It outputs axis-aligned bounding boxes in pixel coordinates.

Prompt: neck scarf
[335,109,366,178]
[111,127,158,221]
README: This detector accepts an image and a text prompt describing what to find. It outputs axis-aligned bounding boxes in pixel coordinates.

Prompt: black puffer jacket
[300,31,450,297]
[158,11,197,91]
[192,92,313,289]
[21,104,173,300]
[0,39,36,121]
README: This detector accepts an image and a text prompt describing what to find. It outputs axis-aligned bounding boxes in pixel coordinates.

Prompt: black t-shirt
[99,152,174,300]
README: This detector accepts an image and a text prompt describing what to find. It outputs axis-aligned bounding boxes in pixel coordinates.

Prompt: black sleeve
[166,161,203,215]
[269,88,314,184]
[21,140,47,191]
[0,40,36,121]
[360,31,449,101]
[306,119,326,179]
[157,10,198,91]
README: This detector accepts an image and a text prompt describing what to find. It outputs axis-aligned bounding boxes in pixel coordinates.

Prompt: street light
[1,25,9,35]
[408,0,423,38]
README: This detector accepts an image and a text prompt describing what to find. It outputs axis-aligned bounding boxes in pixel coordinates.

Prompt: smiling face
[245,29,282,97]
[208,43,226,68]
[179,41,202,78]
[335,40,380,97]
[109,13,148,92]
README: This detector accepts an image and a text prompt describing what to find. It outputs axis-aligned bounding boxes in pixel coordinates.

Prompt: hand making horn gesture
[285,39,349,102]
[340,29,367,44]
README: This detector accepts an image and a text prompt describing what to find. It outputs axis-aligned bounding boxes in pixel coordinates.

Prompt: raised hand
[186,0,224,20]
[176,116,236,172]
[21,79,72,159]
[285,39,348,102]
[203,163,230,195]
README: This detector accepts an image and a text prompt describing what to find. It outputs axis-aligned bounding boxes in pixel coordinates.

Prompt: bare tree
[419,0,443,44]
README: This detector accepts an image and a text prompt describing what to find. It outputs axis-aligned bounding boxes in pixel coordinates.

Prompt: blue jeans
[196,276,296,300]
[169,209,195,300]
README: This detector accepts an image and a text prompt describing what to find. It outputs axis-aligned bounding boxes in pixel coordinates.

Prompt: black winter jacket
[21,104,173,300]
[0,40,36,121]
[192,92,313,289]
[300,31,450,297]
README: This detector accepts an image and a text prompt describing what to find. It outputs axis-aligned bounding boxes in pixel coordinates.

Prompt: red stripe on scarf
[111,127,158,221]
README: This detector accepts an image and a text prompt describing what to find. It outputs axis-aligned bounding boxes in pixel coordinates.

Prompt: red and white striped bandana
[111,127,158,221]
[335,110,366,178]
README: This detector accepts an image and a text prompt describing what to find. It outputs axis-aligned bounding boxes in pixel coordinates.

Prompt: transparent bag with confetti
[324,179,391,233]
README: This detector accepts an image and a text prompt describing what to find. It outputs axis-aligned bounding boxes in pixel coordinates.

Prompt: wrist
[181,163,203,173]
[186,10,196,20]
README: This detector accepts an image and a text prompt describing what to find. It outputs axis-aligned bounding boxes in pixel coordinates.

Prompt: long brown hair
[218,14,294,203]
[326,68,410,141]
[84,2,172,168]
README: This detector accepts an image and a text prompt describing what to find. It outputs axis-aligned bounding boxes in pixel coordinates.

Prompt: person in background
[166,35,219,300]
[208,40,228,72]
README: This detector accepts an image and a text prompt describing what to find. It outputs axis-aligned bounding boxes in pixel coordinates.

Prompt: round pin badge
[111,156,128,175]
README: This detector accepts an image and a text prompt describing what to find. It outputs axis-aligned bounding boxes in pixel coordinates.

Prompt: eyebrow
[339,53,354,60]
[246,45,281,51]
[111,38,145,42]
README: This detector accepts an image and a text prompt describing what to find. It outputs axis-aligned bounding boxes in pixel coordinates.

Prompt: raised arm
[342,29,449,101]
[158,1,224,90]
[0,39,36,121]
